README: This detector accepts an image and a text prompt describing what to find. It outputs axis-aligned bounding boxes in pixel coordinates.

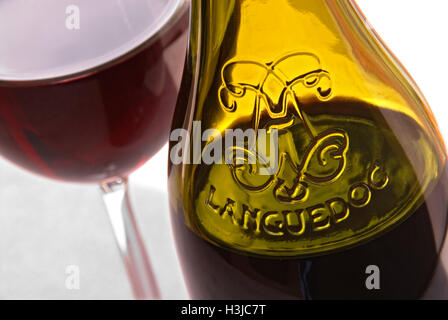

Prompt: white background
[0,0,447,299]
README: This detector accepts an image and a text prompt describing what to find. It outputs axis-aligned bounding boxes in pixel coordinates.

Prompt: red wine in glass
[0,0,187,183]
[0,0,188,299]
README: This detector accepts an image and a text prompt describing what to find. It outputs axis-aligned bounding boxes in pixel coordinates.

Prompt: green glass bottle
[168,0,448,299]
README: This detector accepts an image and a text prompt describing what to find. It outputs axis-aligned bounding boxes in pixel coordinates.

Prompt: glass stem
[100,177,161,300]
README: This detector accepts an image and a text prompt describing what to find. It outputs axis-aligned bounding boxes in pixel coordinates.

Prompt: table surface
[1,0,448,299]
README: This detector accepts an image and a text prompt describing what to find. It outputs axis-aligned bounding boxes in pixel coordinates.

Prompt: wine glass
[0,0,188,299]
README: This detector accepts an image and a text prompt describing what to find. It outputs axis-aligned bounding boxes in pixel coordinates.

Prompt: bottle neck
[190,0,365,53]
[187,0,371,113]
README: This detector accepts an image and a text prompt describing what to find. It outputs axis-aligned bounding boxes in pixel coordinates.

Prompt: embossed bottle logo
[219,52,354,204]
[191,52,421,257]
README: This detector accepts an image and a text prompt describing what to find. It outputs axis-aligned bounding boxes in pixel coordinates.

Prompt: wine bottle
[168,0,448,299]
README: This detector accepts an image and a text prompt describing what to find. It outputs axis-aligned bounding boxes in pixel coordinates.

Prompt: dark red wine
[0,1,187,183]
[169,97,448,299]
[171,164,448,299]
